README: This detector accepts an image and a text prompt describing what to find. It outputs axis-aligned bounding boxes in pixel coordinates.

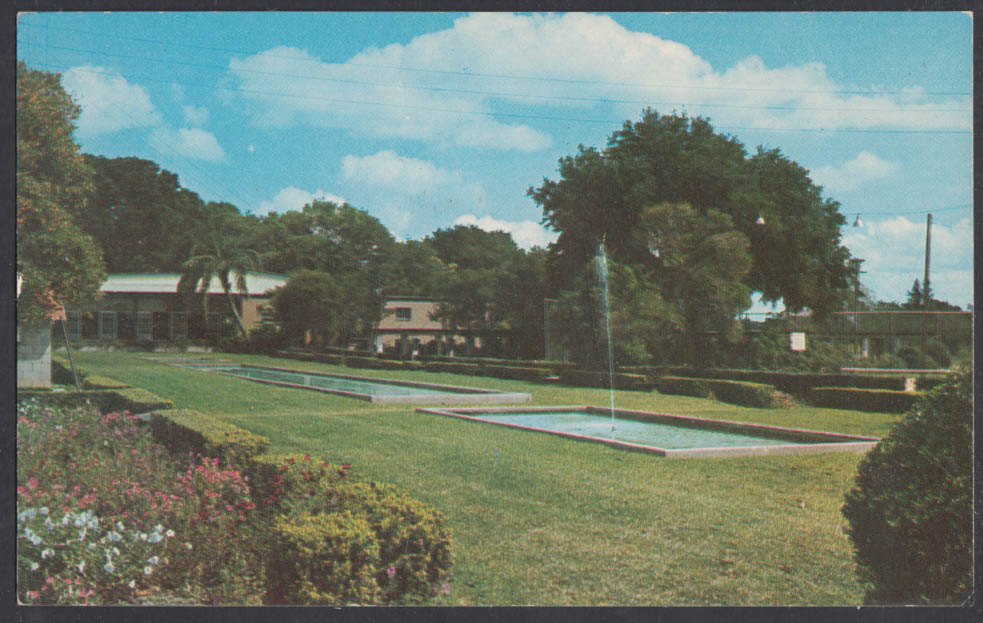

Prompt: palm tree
[178,236,261,339]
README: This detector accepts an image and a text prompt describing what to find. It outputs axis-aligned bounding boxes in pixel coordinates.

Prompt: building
[368,296,485,356]
[63,272,287,342]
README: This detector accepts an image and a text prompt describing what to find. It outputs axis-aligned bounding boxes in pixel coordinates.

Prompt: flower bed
[17,398,263,604]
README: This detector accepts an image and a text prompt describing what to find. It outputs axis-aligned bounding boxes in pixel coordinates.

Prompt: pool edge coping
[415,405,880,458]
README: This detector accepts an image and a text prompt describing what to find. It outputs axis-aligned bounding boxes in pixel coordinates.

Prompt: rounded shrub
[265,512,380,605]
[841,366,973,604]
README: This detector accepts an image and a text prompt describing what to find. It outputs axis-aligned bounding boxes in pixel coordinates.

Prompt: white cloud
[341,150,453,194]
[842,215,972,305]
[148,126,227,162]
[811,151,897,192]
[257,187,346,215]
[182,104,210,126]
[61,65,161,137]
[454,214,558,249]
[225,12,969,149]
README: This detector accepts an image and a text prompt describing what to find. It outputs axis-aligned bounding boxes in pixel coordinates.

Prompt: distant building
[368,296,484,356]
[62,272,287,342]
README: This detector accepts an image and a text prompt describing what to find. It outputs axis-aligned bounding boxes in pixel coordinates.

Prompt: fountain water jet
[595,237,616,436]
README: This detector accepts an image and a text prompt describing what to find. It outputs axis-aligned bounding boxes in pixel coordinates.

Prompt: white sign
[789,332,806,351]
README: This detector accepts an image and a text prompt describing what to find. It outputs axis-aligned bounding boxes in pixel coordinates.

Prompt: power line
[24,61,974,136]
[16,39,971,115]
[18,20,973,98]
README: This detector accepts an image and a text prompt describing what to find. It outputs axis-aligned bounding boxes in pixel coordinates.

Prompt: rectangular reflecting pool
[416,405,880,458]
[173,362,532,405]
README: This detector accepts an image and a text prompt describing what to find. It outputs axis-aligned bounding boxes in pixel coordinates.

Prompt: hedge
[654,376,711,398]
[81,374,131,390]
[662,367,908,395]
[421,361,482,376]
[655,376,780,408]
[482,365,551,382]
[421,355,576,371]
[17,388,174,413]
[273,350,345,366]
[344,356,423,372]
[246,453,453,605]
[557,370,652,391]
[806,387,923,413]
[149,408,270,467]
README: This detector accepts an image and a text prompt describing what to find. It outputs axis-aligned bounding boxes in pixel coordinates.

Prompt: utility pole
[920,213,932,367]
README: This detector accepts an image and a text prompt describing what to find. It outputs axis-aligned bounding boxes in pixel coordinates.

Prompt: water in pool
[475,411,804,449]
[205,365,464,397]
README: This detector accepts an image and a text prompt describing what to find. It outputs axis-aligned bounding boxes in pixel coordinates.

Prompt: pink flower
[385,565,396,579]
[28,478,38,490]
[26,590,39,600]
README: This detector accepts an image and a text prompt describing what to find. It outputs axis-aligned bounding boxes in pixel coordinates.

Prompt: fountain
[595,237,617,436]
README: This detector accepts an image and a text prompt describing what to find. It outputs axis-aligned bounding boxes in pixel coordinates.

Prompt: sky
[16,11,974,310]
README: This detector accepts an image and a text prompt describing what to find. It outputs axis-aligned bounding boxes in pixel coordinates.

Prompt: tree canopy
[16,61,105,326]
[531,109,853,316]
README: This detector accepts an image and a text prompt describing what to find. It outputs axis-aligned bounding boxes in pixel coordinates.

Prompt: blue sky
[17,11,973,309]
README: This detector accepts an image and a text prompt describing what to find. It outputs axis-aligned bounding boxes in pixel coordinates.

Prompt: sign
[789,332,806,351]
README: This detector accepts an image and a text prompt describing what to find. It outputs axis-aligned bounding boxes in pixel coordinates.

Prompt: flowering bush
[18,505,176,604]
[17,399,263,604]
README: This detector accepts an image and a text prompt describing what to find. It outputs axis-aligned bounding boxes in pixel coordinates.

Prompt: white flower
[143,566,153,576]
[77,527,87,541]
[184,542,193,551]
[77,560,85,573]
[87,517,98,530]
[147,532,163,544]
[165,529,175,538]
[139,533,147,541]
[44,518,55,530]
[147,556,159,566]
[41,548,54,559]
[30,562,39,571]
[87,542,96,551]
[128,579,136,589]
[116,521,125,532]
[153,524,163,533]
[104,562,115,574]
[61,514,71,526]
[39,507,49,516]
[107,531,122,543]
[111,547,120,557]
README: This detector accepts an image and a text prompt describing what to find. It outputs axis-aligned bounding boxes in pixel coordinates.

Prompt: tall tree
[531,109,852,315]
[16,61,105,326]
[82,155,206,272]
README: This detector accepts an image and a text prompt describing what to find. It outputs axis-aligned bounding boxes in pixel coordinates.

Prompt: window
[135,312,152,341]
[98,311,117,340]
[395,307,412,321]
[170,312,187,340]
[65,311,81,341]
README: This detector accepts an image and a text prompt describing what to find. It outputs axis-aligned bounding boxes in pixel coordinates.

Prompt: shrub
[51,358,81,385]
[345,356,422,372]
[655,376,711,398]
[703,379,780,408]
[482,365,550,382]
[807,387,922,413]
[841,366,973,604]
[81,375,131,390]
[149,409,270,468]
[265,512,380,605]
[558,370,652,391]
[422,361,481,376]
[247,453,453,604]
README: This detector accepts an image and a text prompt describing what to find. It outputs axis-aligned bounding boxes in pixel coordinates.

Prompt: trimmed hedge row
[421,355,576,371]
[557,370,652,391]
[149,409,270,467]
[655,376,780,408]
[274,350,344,366]
[806,387,923,413]
[658,367,909,395]
[421,361,481,376]
[81,375,132,390]
[482,365,551,382]
[654,376,711,398]
[344,356,423,372]
[17,388,174,413]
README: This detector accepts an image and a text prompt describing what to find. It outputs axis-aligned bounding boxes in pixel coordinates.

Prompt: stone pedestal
[17,326,52,388]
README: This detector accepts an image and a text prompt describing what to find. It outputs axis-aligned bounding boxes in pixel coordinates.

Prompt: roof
[100,272,288,296]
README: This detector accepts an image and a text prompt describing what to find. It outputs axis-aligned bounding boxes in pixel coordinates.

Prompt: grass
[59,349,901,605]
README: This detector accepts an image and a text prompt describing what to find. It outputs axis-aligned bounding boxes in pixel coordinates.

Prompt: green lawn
[62,349,899,605]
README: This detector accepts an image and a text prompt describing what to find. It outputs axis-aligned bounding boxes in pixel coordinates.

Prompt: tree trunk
[225,290,248,338]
